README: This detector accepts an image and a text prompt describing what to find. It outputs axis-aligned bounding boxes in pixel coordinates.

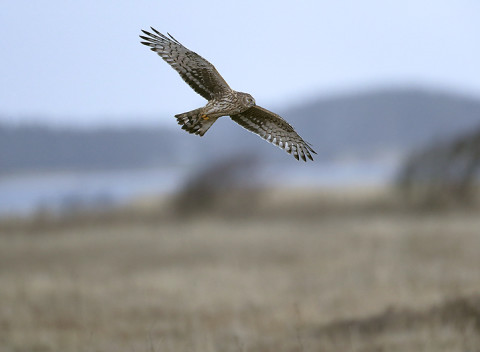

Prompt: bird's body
[140,27,316,161]
[202,91,255,119]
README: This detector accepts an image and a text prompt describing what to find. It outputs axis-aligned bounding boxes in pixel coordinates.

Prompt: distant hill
[2,87,480,174]
[284,87,480,158]
[0,126,180,174]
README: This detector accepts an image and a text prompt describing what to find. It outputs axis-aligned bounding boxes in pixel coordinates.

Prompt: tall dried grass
[1,188,479,351]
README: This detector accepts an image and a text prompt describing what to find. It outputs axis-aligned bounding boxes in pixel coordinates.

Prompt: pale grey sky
[1,0,479,126]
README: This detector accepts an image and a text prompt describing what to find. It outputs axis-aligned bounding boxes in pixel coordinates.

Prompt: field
[1,188,480,351]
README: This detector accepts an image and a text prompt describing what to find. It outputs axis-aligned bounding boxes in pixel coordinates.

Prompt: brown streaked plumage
[140,27,316,161]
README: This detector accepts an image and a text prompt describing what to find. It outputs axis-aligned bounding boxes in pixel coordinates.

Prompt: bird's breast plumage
[204,91,250,118]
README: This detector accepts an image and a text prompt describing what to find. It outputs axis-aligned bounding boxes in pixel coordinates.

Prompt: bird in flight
[139,27,316,161]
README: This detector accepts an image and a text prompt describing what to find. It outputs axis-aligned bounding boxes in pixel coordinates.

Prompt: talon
[201,114,209,120]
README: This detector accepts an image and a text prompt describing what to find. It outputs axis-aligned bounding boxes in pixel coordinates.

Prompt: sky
[1,0,480,127]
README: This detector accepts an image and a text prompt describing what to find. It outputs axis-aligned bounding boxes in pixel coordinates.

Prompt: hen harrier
[140,27,316,161]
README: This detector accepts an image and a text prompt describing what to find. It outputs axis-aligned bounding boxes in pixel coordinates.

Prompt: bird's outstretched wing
[140,27,231,100]
[230,106,317,161]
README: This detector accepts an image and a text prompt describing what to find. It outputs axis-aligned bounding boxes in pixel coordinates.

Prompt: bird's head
[239,92,256,108]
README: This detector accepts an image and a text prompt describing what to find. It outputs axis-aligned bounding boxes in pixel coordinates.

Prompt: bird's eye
[244,96,255,105]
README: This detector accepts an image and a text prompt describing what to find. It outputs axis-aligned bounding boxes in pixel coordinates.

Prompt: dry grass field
[1,188,480,351]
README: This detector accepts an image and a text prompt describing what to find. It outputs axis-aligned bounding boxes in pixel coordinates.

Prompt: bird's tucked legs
[201,114,209,120]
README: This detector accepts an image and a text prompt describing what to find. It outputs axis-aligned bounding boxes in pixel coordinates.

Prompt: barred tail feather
[175,109,215,136]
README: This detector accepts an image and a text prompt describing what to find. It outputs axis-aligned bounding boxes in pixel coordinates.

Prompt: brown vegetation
[1,188,480,351]
[398,127,480,207]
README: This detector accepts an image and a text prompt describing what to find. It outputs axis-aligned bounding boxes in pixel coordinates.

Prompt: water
[0,159,399,218]
[0,167,183,218]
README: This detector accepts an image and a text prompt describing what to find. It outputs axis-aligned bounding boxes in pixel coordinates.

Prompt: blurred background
[1,1,480,351]
[1,0,480,216]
